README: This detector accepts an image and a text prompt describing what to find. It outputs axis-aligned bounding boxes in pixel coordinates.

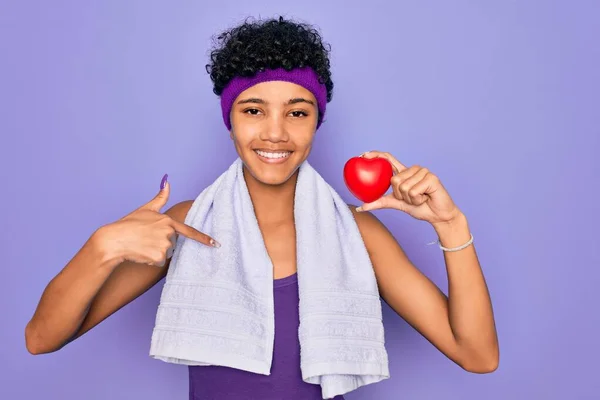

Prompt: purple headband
[220,67,327,130]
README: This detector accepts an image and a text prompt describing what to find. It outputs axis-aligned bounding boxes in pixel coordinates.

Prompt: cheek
[295,130,316,147]
[230,124,256,145]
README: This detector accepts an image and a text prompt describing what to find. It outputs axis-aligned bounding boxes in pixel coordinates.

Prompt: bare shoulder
[346,203,416,296]
[347,204,398,254]
[347,203,381,229]
[165,200,194,222]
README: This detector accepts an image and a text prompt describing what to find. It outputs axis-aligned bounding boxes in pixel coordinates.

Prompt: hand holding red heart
[345,151,463,226]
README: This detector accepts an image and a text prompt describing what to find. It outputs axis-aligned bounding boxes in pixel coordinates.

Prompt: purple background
[1,1,598,399]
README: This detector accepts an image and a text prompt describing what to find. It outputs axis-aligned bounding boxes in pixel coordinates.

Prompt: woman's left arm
[351,151,499,373]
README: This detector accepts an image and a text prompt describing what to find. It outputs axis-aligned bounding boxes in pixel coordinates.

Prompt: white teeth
[255,150,291,159]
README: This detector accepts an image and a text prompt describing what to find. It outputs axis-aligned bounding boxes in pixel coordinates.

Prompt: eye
[289,110,308,118]
[244,108,262,115]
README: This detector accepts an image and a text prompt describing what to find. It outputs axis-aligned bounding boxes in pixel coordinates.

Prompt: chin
[242,149,302,186]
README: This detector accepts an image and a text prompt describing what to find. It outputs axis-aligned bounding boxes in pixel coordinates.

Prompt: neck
[243,165,297,225]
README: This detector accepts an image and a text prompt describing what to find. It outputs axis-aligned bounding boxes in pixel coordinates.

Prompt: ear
[229,130,234,140]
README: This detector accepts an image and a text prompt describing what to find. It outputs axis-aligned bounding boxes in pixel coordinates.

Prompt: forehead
[235,81,316,103]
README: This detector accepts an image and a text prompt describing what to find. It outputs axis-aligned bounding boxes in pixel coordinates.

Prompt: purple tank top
[188,272,345,400]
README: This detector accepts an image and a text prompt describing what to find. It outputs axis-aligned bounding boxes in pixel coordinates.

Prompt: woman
[25,16,499,399]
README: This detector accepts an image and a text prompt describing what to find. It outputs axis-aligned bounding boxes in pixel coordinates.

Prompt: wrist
[89,226,125,270]
[432,212,470,248]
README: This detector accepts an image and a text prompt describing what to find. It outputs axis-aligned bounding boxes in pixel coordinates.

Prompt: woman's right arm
[25,180,215,355]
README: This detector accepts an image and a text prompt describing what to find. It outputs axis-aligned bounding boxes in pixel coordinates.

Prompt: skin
[25,80,499,375]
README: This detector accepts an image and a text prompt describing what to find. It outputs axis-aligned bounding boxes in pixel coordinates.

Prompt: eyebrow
[236,97,315,106]
[237,97,265,105]
[288,97,315,106]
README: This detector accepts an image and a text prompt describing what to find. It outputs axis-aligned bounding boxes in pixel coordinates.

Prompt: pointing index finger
[171,220,220,248]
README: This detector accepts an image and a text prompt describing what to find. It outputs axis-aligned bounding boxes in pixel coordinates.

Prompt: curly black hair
[206,16,334,103]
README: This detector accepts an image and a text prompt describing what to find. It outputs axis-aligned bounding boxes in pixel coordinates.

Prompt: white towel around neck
[150,157,389,399]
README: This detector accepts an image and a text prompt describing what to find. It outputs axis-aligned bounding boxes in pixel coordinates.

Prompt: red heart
[343,157,393,203]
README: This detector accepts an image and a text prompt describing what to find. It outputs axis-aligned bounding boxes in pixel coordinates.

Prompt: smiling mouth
[254,149,293,164]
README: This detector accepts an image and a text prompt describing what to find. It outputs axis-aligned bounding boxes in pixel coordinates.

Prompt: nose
[259,113,289,143]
